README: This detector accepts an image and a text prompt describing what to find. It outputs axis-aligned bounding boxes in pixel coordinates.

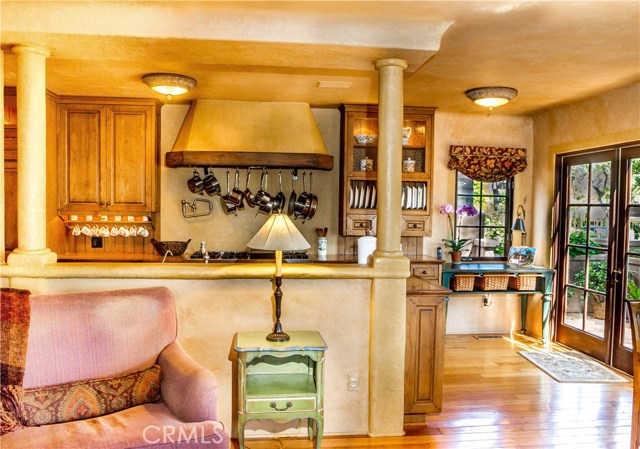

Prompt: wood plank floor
[235,333,633,449]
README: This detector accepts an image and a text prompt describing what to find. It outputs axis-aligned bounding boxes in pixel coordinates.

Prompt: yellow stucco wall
[528,81,640,338]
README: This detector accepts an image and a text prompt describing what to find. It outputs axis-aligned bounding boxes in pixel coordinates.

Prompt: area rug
[519,350,629,383]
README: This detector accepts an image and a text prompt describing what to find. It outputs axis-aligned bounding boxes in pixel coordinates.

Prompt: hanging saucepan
[187,168,204,195]
[254,169,272,207]
[287,169,297,216]
[304,172,318,221]
[220,170,238,215]
[273,170,286,213]
[202,167,221,196]
[228,168,245,210]
[244,168,256,208]
[293,171,311,220]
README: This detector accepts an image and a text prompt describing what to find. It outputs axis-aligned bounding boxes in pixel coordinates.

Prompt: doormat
[519,350,629,383]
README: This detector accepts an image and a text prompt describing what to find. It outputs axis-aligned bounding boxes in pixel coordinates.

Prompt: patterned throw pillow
[20,365,162,426]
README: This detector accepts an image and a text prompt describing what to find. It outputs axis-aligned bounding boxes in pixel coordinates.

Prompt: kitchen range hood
[166,99,333,170]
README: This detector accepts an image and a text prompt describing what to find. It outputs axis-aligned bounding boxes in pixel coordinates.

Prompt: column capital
[12,45,50,58]
[374,58,409,70]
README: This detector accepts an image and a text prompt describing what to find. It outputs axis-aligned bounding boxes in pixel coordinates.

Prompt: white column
[367,58,410,437]
[374,58,407,256]
[7,45,56,266]
[0,49,5,264]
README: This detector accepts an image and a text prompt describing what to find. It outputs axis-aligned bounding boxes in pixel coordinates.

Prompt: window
[455,172,514,260]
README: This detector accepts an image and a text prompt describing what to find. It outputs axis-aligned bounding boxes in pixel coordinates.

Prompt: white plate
[416,185,422,210]
[422,183,427,209]
[364,185,371,209]
[371,185,376,209]
[401,186,405,208]
[407,185,412,210]
[359,182,365,208]
[349,184,353,208]
[353,182,360,209]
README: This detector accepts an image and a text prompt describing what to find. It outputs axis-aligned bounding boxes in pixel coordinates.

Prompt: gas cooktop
[189,250,310,263]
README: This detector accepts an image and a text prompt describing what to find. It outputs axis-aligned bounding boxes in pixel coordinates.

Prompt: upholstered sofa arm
[157,341,219,423]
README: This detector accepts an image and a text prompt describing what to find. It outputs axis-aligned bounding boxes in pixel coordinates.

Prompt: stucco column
[367,58,410,437]
[7,45,56,266]
[0,49,5,264]
[374,58,407,256]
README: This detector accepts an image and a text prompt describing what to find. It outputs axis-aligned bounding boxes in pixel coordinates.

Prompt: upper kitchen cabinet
[339,104,435,237]
[58,98,160,213]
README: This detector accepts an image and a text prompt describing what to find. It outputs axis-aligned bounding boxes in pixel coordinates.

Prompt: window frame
[454,172,515,261]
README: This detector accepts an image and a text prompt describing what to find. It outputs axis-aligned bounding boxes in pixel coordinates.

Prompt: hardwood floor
[235,333,633,449]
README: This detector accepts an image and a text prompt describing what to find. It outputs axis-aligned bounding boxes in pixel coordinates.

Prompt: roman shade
[448,145,527,182]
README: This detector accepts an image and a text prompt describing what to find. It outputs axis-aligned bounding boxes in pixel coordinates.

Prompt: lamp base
[266,320,290,342]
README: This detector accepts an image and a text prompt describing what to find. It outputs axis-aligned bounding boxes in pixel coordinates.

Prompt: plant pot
[451,251,462,264]
[593,298,606,320]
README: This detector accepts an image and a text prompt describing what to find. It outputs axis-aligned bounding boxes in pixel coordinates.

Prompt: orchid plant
[440,203,479,252]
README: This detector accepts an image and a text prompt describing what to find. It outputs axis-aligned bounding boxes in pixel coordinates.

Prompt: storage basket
[451,274,476,292]
[150,238,191,256]
[508,275,540,291]
[474,274,510,291]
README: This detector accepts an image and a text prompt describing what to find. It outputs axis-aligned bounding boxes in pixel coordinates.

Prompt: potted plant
[440,203,479,263]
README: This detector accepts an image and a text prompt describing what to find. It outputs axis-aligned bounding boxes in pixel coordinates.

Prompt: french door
[555,143,640,373]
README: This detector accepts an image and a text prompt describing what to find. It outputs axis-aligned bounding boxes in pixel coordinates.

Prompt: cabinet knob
[106,202,111,206]
[422,270,428,275]
[99,201,104,206]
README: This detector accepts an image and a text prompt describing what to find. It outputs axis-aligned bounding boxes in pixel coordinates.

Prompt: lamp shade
[142,73,197,97]
[512,217,526,232]
[466,86,518,108]
[247,213,310,251]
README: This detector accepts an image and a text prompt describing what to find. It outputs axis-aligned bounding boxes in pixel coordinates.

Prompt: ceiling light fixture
[465,86,518,110]
[142,73,197,100]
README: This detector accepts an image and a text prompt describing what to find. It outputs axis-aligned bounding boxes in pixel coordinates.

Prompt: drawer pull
[270,401,293,411]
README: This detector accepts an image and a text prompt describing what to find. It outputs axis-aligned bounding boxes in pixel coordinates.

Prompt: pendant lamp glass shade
[466,86,518,109]
[142,73,197,99]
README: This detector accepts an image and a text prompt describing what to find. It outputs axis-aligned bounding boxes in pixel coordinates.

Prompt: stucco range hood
[166,99,333,170]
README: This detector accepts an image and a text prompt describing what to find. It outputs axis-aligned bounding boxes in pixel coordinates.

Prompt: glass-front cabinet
[339,104,435,237]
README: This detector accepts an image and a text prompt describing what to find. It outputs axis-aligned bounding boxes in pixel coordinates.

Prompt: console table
[441,263,555,341]
[234,331,327,449]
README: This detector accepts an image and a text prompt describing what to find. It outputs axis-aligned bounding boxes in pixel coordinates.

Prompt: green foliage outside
[573,260,640,302]
[470,180,506,256]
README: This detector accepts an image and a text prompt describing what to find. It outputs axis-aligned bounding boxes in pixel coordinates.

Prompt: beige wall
[11,276,371,436]
[526,81,640,338]
[429,111,535,334]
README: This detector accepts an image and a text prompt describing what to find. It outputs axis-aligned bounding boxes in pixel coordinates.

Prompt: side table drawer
[412,265,439,280]
[247,397,316,413]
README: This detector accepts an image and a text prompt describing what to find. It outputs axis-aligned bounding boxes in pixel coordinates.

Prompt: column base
[7,249,57,266]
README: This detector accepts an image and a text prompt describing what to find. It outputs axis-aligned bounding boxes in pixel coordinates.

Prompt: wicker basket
[451,274,476,292]
[508,275,539,291]
[474,274,510,291]
[150,238,191,256]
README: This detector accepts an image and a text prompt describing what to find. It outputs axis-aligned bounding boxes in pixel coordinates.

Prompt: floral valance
[447,145,527,182]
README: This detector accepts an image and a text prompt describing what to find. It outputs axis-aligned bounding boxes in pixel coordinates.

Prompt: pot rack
[165,151,333,171]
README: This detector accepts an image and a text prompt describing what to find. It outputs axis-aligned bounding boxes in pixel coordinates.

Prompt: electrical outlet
[348,373,359,391]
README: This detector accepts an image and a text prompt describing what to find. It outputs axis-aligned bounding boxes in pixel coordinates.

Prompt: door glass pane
[623,256,640,349]
[585,291,606,338]
[588,206,610,240]
[590,162,612,204]
[623,304,634,350]
[631,158,640,204]
[570,164,589,203]
[564,286,585,330]
[629,207,640,253]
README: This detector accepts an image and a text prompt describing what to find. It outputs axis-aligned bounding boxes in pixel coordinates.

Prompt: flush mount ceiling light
[142,73,197,100]
[465,86,518,110]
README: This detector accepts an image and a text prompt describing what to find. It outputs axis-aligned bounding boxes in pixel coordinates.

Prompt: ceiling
[2,1,639,115]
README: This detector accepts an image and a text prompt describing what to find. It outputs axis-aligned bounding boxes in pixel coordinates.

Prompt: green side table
[233,331,327,449]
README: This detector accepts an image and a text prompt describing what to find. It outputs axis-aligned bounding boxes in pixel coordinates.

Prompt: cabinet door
[106,105,156,212]
[404,295,445,415]
[58,103,105,211]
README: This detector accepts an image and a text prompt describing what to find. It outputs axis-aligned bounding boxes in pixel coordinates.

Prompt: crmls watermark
[143,422,225,445]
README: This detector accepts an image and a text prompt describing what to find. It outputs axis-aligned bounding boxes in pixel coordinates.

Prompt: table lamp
[247,213,310,342]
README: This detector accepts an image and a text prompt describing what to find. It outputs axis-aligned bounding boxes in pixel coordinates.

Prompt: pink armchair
[0,286,229,449]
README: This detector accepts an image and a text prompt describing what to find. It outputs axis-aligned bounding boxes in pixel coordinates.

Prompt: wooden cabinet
[58,98,159,213]
[4,87,17,251]
[339,104,435,237]
[405,274,449,423]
